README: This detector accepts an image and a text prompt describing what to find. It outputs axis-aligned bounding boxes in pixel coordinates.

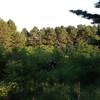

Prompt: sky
[0,0,99,31]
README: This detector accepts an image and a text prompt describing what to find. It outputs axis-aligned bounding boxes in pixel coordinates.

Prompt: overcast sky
[0,0,99,31]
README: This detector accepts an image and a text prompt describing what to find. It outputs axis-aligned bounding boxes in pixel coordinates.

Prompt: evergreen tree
[70,0,100,47]
[7,19,16,32]
[30,27,41,46]
[70,1,100,24]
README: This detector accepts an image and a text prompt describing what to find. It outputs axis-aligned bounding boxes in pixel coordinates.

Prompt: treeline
[0,18,100,100]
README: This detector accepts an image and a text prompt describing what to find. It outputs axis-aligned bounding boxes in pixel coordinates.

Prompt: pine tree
[70,1,100,47]
[70,1,100,24]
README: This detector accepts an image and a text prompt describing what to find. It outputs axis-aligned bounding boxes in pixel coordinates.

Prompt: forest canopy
[0,18,100,100]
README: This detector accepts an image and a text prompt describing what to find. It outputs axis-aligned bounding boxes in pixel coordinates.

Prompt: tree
[21,28,30,46]
[0,44,6,80]
[54,26,69,54]
[43,27,56,45]
[30,27,41,46]
[21,28,30,37]
[70,1,100,24]
[66,26,77,46]
[7,19,16,32]
[69,0,100,86]
[70,0,100,47]
[0,19,8,44]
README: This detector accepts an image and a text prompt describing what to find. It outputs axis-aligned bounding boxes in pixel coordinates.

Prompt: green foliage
[7,19,16,32]
[0,18,100,99]
[0,44,6,80]
[0,82,18,97]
